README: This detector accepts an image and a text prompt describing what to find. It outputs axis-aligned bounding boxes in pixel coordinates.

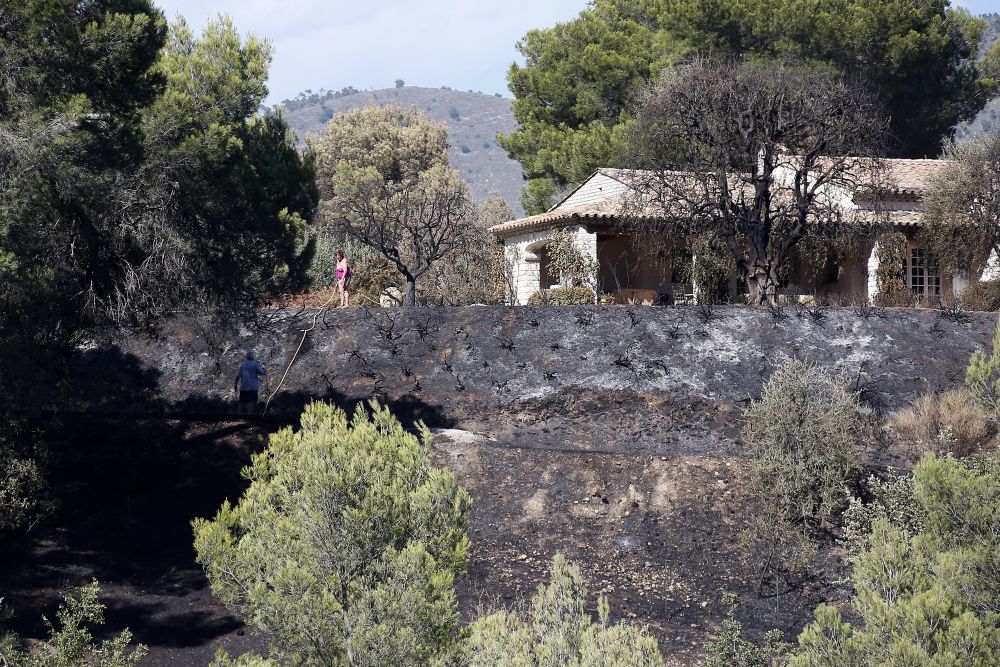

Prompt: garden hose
[263,291,339,415]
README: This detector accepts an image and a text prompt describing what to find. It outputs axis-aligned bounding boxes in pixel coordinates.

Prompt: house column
[691,254,700,304]
[512,242,542,305]
[981,249,1000,282]
[866,242,880,304]
[569,225,598,295]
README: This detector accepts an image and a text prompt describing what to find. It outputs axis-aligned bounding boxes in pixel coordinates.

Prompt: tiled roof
[490,160,949,238]
[882,159,947,198]
[488,202,624,237]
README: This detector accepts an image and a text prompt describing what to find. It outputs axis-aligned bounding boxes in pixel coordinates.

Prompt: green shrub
[960,280,1000,312]
[0,430,48,530]
[702,594,787,667]
[792,452,1000,666]
[210,651,277,666]
[192,402,472,666]
[742,359,863,574]
[0,581,146,667]
[527,287,596,305]
[841,471,924,559]
[464,554,663,666]
[967,317,1000,421]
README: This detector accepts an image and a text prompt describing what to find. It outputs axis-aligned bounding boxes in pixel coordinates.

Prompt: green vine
[874,232,908,306]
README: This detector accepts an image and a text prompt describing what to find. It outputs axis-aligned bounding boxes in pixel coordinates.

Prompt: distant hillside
[958,13,1000,138]
[281,86,525,216]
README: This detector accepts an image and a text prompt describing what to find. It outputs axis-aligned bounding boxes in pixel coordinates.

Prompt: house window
[909,248,940,297]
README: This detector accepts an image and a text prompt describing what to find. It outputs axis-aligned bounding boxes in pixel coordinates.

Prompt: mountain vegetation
[282,86,525,216]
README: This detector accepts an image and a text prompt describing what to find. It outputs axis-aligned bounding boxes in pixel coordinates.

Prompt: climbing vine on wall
[671,233,737,304]
[875,232,909,306]
[546,229,598,290]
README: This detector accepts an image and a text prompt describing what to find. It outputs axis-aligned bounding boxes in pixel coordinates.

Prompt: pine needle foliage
[193,401,472,666]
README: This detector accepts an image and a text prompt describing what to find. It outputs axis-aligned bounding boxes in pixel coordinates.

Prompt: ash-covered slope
[82,306,993,422]
[54,305,998,665]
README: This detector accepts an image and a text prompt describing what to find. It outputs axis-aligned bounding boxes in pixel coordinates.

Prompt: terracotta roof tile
[882,158,947,197]
[491,159,949,238]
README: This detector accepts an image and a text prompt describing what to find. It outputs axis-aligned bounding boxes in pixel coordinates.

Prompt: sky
[155,0,997,106]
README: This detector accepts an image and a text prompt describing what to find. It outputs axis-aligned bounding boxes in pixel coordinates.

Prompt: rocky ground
[2,305,994,664]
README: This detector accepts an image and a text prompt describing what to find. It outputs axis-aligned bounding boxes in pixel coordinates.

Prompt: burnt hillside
[81,305,994,421]
[6,306,993,666]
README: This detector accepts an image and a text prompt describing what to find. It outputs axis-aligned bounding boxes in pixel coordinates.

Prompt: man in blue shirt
[234,350,267,416]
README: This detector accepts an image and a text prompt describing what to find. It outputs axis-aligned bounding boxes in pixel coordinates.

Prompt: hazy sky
[155,0,998,105]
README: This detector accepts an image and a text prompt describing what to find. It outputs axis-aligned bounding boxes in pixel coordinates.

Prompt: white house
[491,160,998,306]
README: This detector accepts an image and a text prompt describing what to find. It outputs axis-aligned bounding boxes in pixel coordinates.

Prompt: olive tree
[922,130,1000,277]
[626,58,891,304]
[192,401,472,666]
[313,106,478,306]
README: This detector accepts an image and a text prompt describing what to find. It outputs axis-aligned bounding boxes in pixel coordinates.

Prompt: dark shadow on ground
[174,388,454,428]
[0,416,268,657]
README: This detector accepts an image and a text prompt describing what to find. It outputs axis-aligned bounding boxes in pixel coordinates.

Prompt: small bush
[464,554,663,666]
[961,280,1000,312]
[841,471,924,558]
[527,287,596,305]
[968,318,1000,420]
[890,389,993,459]
[702,594,787,667]
[742,359,863,574]
[0,581,146,666]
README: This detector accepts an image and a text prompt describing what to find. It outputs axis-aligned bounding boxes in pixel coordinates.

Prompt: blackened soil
[1,387,852,666]
[0,416,273,666]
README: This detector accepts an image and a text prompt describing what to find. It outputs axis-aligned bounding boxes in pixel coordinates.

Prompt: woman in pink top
[335,250,351,308]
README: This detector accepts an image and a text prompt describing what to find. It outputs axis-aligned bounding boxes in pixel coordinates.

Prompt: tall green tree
[193,402,472,666]
[0,7,316,530]
[124,16,317,318]
[792,453,1000,666]
[0,0,167,530]
[503,0,998,213]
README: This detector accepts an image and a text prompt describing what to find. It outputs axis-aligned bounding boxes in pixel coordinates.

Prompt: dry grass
[890,389,995,459]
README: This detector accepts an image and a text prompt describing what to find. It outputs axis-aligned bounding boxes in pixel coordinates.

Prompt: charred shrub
[959,279,1000,312]
[526,287,595,305]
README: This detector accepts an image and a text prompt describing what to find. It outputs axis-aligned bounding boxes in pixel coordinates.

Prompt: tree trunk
[748,268,779,305]
[405,278,416,306]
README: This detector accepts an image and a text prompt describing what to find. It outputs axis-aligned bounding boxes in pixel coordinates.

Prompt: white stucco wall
[503,225,599,305]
